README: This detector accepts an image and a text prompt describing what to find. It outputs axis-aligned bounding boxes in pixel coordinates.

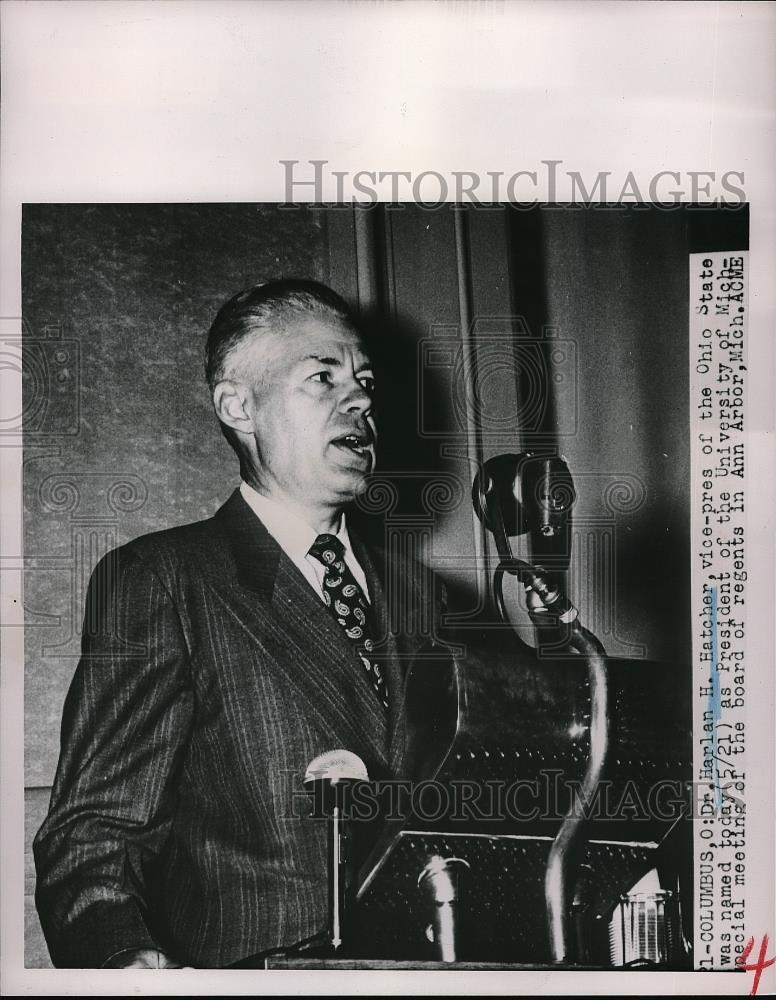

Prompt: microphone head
[304,749,369,786]
[472,452,575,539]
[524,454,575,537]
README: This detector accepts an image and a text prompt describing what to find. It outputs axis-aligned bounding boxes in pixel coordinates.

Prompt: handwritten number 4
[736,935,775,996]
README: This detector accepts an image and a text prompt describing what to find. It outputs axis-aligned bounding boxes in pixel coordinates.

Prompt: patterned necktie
[308,534,389,712]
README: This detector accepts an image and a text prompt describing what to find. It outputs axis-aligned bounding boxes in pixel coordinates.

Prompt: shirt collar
[239,481,353,562]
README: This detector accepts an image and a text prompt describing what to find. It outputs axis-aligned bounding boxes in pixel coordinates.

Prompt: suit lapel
[215,490,391,775]
[349,522,438,775]
[216,489,280,601]
[271,557,391,765]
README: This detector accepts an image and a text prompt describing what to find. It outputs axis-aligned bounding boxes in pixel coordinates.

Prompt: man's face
[239,314,377,513]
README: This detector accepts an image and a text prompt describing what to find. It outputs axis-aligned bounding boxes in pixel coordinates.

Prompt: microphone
[304,749,369,785]
[417,855,470,962]
[472,452,575,543]
[304,750,369,952]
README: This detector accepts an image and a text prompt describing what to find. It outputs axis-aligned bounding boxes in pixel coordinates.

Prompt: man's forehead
[244,316,370,367]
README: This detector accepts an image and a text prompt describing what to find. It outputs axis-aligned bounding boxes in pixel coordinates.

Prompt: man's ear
[212,380,253,435]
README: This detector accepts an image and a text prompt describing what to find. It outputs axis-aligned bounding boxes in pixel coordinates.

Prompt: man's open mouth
[331,431,374,458]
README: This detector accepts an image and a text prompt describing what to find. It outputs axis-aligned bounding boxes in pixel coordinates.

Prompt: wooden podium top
[264,958,601,970]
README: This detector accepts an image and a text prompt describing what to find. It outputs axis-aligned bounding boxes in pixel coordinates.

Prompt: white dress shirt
[239,481,371,604]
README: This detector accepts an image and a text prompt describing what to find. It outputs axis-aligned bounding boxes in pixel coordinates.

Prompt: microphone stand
[329,782,347,952]
[303,749,369,957]
[476,465,609,965]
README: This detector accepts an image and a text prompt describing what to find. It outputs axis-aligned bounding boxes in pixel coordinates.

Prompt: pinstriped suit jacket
[34,489,439,968]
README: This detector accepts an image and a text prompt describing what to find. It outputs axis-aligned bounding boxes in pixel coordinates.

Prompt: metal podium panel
[354,829,659,963]
[350,637,693,965]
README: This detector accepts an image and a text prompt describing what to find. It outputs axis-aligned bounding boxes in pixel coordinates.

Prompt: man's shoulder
[124,514,222,558]
[106,491,242,578]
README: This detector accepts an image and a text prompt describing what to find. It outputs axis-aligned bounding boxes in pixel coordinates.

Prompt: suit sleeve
[33,545,194,968]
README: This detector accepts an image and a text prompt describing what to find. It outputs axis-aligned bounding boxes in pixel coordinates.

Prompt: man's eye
[310,371,332,384]
[359,376,376,393]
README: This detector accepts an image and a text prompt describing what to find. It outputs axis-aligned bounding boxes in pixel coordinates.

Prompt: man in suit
[34,280,439,968]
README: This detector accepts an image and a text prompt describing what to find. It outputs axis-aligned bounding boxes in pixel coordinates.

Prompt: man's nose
[339,378,372,415]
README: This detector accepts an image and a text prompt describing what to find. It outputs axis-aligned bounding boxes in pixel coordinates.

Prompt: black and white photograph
[16,201,746,969]
[1,2,773,995]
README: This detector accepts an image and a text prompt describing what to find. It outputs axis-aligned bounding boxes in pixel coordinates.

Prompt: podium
[346,630,693,967]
